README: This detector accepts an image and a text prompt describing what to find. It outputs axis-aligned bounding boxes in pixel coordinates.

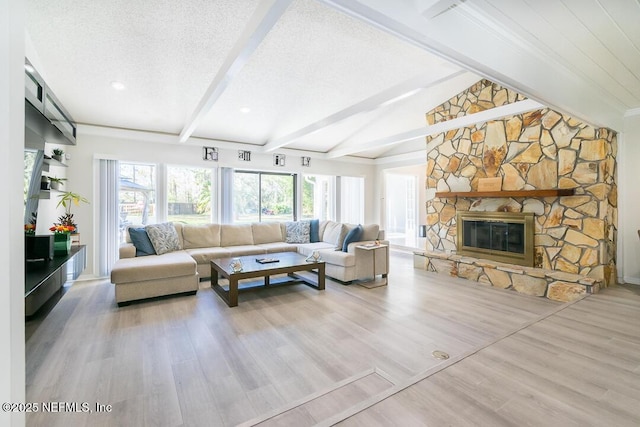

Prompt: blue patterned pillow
[145,222,182,255]
[129,227,156,256]
[285,221,310,244]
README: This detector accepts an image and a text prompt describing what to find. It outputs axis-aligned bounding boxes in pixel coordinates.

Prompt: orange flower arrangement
[49,224,76,234]
[24,223,36,234]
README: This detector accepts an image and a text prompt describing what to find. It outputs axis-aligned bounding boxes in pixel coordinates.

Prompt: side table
[355,243,388,287]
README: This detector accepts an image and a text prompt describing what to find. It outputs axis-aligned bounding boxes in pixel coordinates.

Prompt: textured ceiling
[25,0,638,161]
[193,0,453,145]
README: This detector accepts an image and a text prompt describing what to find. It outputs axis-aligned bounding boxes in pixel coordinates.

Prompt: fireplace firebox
[456,211,534,267]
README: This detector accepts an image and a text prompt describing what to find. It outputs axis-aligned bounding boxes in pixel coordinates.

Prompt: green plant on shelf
[55,191,89,229]
[51,148,65,162]
[49,176,66,190]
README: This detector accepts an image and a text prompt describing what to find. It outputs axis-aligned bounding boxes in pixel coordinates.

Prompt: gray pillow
[145,222,182,255]
[285,221,310,243]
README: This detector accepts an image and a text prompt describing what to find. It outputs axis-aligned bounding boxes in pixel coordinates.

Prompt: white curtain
[220,167,234,224]
[98,159,119,277]
[339,176,364,224]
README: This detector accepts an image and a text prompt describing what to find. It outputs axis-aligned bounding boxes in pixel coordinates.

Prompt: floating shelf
[435,189,575,198]
[44,157,68,167]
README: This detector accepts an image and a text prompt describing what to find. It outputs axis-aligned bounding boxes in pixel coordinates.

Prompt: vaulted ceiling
[25,0,640,161]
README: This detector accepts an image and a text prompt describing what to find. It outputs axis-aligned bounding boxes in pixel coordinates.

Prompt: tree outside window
[233,171,295,223]
[118,163,156,241]
[167,166,213,224]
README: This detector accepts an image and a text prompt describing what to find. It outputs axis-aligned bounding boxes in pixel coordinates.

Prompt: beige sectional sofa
[111,220,388,305]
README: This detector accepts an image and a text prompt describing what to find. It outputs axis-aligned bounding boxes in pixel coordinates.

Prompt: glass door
[385,173,418,249]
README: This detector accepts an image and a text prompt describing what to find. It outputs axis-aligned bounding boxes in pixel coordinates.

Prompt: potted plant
[40,175,50,190]
[55,191,89,231]
[49,176,66,191]
[52,148,64,162]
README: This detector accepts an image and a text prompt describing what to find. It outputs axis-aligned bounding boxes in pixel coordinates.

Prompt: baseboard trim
[622,276,640,285]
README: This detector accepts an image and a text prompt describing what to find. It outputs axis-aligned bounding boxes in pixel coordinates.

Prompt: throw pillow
[309,219,320,243]
[128,227,156,257]
[145,222,182,255]
[285,221,310,244]
[342,224,363,251]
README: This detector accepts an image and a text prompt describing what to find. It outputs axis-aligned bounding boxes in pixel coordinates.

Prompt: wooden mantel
[435,189,575,198]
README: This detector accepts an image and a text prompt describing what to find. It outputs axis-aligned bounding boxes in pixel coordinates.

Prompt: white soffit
[191,0,452,144]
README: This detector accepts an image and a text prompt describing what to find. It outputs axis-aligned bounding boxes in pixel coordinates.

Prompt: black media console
[25,245,86,318]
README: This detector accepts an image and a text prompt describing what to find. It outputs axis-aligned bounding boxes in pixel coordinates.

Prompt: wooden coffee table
[210,252,325,307]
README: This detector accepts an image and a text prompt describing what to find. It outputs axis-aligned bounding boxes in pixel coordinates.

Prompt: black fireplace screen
[462,220,525,254]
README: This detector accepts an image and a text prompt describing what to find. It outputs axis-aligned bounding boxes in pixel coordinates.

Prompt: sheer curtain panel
[98,159,120,277]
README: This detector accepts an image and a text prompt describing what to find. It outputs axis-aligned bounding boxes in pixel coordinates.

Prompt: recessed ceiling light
[110,81,126,91]
[24,64,35,73]
[240,107,251,114]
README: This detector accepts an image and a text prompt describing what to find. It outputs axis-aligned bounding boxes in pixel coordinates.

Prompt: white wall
[1,0,26,424]
[68,127,377,277]
[620,115,640,285]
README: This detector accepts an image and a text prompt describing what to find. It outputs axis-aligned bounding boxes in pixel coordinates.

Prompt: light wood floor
[25,252,640,426]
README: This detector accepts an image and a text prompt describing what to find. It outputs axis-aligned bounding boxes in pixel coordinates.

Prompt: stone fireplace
[419,79,618,300]
[457,211,534,267]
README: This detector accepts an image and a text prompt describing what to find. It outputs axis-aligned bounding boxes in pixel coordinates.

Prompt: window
[119,162,156,241]
[233,171,295,223]
[301,174,335,221]
[167,166,214,224]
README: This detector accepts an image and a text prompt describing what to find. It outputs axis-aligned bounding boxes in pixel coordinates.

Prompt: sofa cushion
[128,227,156,256]
[319,220,329,241]
[173,222,185,249]
[309,219,320,243]
[361,224,380,241]
[119,243,137,259]
[182,224,221,249]
[342,224,363,251]
[323,221,347,249]
[285,221,310,243]
[145,222,182,255]
[185,247,231,265]
[226,245,267,257]
[111,251,196,283]
[220,224,254,246]
[316,249,356,267]
[252,222,284,244]
[296,242,336,257]
[257,242,298,254]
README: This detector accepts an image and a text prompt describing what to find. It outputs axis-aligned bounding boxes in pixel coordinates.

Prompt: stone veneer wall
[425,80,618,286]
